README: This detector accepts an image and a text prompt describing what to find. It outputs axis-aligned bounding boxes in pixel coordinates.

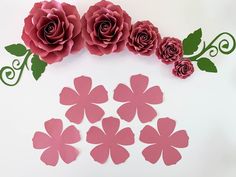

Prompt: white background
[0,0,236,177]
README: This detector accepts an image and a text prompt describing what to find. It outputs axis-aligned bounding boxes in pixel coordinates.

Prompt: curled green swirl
[0,51,32,86]
[190,32,236,61]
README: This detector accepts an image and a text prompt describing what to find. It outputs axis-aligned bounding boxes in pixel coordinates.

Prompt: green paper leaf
[183,28,202,55]
[5,43,27,57]
[31,55,47,81]
[197,58,218,73]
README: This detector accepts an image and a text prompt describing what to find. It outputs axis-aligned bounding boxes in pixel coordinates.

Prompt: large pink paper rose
[127,21,161,56]
[22,0,84,64]
[81,0,131,55]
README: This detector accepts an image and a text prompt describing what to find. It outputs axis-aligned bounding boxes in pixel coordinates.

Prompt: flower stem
[0,50,32,86]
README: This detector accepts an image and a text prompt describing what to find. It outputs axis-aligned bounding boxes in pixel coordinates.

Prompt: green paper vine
[0,29,235,86]
[0,43,47,86]
[183,29,236,73]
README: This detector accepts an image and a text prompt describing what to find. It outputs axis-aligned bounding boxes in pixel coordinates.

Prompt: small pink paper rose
[114,74,163,123]
[140,118,189,166]
[156,37,183,64]
[81,0,131,55]
[22,0,84,64]
[127,21,161,56]
[87,117,135,164]
[32,119,81,166]
[172,59,194,79]
[60,76,108,124]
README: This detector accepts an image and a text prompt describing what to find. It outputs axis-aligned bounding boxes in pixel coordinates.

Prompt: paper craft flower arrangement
[33,74,189,166]
[0,0,235,86]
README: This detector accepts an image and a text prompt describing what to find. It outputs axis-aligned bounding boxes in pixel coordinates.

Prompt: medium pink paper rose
[87,117,135,164]
[60,76,108,124]
[156,37,183,64]
[172,59,194,79]
[114,74,163,123]
[32,119,81,166]
[127,21,161,56]
[81,0,131,55]
[22,0,84,64]
[140,118,189,165]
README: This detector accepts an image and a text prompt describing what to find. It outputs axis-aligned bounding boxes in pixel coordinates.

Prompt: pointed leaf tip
[5,43,27,57]
[183,28,202,55]
[31,55,47,81]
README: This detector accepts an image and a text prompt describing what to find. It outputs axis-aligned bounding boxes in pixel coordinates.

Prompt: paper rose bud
[127,21,161,56]
[172,59,194,79]
[21,0,84,64]
[156,37,183,64]
[81,0,131,56]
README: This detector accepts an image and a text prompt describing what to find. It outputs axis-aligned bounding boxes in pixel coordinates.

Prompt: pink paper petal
[142,144,162,164]
[157,118,176,137]
[85,104,104,123]
[65,104,84,124]
[89,85,108,103]
[110,145,130,164]
[137,103,157,123]
[59,145,79,164]
[40,147,59,166]
[61,126,81,144]
[163,146,182,166]
[169,130,189,148]
[144,86,163,104]
[115,128,135,145]
[60,87,79,105]
[117,102,136,122]
[87,126,105,144]
[102,117,120,135]
[33,132,51,149]
[113,84,133,102]
[130,74,148,93]
[74,76,92,96]
[90,144,109,164]
[44,119,63,138]
[86,43,104,56]
[140,125,160,144]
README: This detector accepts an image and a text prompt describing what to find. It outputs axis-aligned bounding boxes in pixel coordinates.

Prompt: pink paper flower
[127,21,161,56]
[172,59,194,79]
[32,119,81,166]
[140,118,189,166]
[60,76,108,124]
[114,74,163,123]
[81,0,131,55]
[87,117,135,164]
[156,37,183,64]
[22,0,84,64]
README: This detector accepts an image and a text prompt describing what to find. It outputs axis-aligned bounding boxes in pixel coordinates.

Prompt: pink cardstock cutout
[114,74,163,123]
[60,76,108,124]
[86,117,135,164]
[32,119,81,166]
[139,118,189,166]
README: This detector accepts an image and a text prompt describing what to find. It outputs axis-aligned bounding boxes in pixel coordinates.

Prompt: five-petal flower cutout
[33,75,190,166]
[86,117,135,164]
[60,76,108,124]
[114,74,163,123]
[32,119,81,166]
[140,118,189,166]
